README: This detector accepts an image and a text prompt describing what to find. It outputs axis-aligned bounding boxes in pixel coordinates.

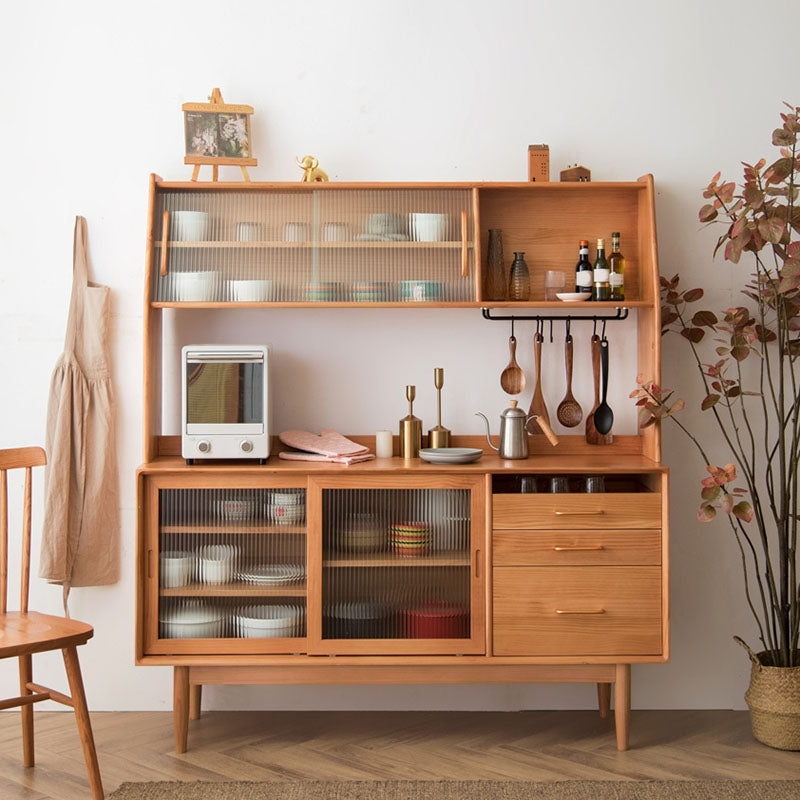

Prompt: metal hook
[601,318,607,340]
[592,317,598,337]
[549,319,553,343]
[511,317,515,339]
[565,318,571,340]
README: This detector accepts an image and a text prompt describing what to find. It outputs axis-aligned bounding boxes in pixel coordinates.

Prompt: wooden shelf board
[155,241,472,249]
[161,524,306,535]
[160,582,307,597]
[323,555,470,568]
[151,300,649,309]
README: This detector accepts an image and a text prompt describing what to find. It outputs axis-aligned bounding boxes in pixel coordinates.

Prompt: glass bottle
[592,238,610,301]
[574,239,593,295]
[485,229,506,301]
[609,231,625,301]
[508,252,530,301]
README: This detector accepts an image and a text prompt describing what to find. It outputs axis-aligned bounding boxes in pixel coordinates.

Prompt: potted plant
[632,102,800,750]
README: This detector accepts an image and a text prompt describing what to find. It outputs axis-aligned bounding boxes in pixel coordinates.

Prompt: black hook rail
[480,307,629,324]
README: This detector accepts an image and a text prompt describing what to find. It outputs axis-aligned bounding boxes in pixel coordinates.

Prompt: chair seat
[0,611,93,658]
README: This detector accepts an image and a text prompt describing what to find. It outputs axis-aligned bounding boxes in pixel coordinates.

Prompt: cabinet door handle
[555,608,606,615]
[553,509,605,516]
[147,549,154,580]
[461,211,468,277]
[474,548,480,578]
[160,210,170,276]
[552,545,605,551]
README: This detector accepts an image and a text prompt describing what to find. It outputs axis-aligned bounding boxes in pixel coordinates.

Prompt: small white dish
[409,213,448,242]
[159,551,194,588]
[236,221,264,242]
[419,447,483,464]
[230,279,274,302]
[174,270,218,302]
[556,292,591,302]
[171,211,209,242]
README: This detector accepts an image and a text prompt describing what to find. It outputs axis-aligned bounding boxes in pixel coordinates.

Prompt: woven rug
[108,780,800,799]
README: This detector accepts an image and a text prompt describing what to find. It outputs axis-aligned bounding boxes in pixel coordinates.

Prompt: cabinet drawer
[493,566,662,656]
[492,493,661,530]
[493,529,661,566]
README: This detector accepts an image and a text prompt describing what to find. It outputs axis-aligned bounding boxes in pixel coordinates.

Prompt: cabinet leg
[174,667,190,754]
[597,682,611,719]
[614,663,631,750]
[19,655,34,767]
[189,684,202,721]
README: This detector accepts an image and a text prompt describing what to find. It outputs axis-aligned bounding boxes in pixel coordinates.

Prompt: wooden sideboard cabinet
[137,175,666,753]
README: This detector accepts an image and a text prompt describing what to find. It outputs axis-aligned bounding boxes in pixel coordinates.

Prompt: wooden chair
[0,446,104,799]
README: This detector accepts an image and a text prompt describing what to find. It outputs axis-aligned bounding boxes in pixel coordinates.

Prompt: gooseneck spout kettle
[476,400,558,459]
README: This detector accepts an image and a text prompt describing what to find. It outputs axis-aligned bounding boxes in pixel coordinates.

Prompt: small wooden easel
[182,88,257,182]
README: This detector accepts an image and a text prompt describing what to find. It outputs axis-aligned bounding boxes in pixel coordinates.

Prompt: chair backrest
[0,447,47,614]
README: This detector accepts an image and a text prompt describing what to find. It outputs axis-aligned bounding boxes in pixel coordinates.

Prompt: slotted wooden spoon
[556,333,582,427]
[500,335,525,395]
[527,332,550,433]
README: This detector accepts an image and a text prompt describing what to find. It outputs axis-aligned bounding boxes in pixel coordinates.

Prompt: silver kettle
[476,400,558,459]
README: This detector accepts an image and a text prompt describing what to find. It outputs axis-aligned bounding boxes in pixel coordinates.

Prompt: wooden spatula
[527,332,550,433]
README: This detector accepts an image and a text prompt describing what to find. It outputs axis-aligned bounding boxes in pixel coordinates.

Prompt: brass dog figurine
[296,155,328,182]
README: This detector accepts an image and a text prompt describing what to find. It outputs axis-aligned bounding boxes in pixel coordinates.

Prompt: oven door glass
[185,360,264,427]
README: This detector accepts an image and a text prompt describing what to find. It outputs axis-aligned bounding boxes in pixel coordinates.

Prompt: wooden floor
[0,710,797,798]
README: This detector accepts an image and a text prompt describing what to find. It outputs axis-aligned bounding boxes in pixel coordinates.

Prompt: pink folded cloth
[279,451,375,466]
[278,429,374,466]
[279,429,370,457]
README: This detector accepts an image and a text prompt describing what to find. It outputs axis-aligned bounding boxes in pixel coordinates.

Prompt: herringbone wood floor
[0,711,797,799]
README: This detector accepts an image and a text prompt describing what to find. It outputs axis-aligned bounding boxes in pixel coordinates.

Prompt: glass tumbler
[544,270,566,301]
[549,476,570,493]
[584,475,606,493]
[520,476,538,493]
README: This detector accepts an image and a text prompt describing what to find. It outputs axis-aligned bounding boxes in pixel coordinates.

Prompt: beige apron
[40,216,120,591]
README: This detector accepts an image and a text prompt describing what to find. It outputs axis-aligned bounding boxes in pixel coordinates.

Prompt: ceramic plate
[556,292,591,302]
[419,448,483,464]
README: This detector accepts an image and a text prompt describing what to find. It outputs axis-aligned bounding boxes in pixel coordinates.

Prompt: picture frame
[182,88,257,181]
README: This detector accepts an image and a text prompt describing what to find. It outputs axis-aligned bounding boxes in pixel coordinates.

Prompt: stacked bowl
[389,522,432,557]
[234,604,305,638]
[267,491,305,525]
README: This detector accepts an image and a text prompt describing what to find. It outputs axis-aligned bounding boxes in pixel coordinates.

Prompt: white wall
[0,0,795,712]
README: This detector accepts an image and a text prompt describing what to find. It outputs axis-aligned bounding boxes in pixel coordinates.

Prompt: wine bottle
[508,251,531,301]
[574,240,593,295]
[592,238,610,301]
[609,231,625,301]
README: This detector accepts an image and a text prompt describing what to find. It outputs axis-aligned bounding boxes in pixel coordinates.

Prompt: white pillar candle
[375,430,394,459]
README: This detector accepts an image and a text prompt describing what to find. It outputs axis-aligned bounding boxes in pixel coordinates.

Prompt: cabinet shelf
[160,524,306,535]
[160,581,307,597]
[323,554,470,567]
[155,240,471,249]
[151,300,649,309]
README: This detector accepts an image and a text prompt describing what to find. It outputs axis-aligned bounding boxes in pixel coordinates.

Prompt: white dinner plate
[419,448,483,464]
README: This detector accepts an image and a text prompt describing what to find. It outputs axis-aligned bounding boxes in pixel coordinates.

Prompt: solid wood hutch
[136,174,666,753]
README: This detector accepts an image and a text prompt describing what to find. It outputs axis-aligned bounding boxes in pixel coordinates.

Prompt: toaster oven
[181,345,270,463]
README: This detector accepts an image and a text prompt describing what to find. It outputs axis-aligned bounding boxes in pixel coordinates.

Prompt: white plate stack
[234,604,305,638]
[235,563,306,586]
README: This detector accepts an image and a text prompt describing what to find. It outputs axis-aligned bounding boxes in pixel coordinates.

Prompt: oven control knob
[197,440,211,454]
[240,439,253,453]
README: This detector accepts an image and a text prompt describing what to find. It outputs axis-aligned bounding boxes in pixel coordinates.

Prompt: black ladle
[594,338,614,435]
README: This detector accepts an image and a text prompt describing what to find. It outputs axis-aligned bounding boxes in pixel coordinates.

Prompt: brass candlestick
[427,367,451,448]
[399,385,422,459]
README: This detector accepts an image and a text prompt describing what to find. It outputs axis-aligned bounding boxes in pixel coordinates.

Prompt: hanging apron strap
[63,216,89,356]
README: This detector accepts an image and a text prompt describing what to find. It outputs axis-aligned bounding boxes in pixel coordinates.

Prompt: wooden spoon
[500,335,525,395]
[556,334,582,428]
[527,332,550,433]
[586,334,613,445]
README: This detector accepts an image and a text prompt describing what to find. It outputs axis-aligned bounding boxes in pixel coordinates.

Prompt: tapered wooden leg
[174,667,190,754]
[18,655,34,767]
[597,682,611,719]
[189,684,202,721]
[62,647,104,799]
[614,663,631,751]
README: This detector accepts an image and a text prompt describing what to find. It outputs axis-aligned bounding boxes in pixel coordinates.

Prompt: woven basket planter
[737,637,800,750]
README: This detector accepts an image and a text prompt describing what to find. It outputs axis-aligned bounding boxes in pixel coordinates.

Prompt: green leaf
[733,501,754,523]
[755,325,777,343]
[743,185,764,209]
[773,128,794,146]
[699,204,718,223]
[698,504,717,522]
[684,288,704,302]
[693,310,718,327]
[701,393,720,410]
[731,345,750,361]
[758,216,786,244]
[725,237,744,263]
[681,327,705,343]
[701,485,721,501]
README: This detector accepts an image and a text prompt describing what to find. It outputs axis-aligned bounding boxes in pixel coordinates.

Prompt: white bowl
[174,271,217,301]
[216,498,257,520]
[271,491,304,506]
[556,292,591,302]
[198,544,240,585]
[171,211,209,242]
[236,221,264,242]
[159,551,194,589]
[235,604,302,638]
[231,280,274,302]
[409,213,448,242]
[268,504,305,525]
[159,601,224,638]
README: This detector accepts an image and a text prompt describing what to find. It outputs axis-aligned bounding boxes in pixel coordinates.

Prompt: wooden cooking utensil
[500,335,526,395]
[527,332,550,433]
[586,334,613,444]
[556,333,582,427]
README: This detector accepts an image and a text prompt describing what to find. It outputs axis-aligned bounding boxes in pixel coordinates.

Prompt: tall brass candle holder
[399,385,422,459]
[427,367,451,448]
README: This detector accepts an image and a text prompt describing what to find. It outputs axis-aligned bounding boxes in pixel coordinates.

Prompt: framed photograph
[182,89,258,177]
